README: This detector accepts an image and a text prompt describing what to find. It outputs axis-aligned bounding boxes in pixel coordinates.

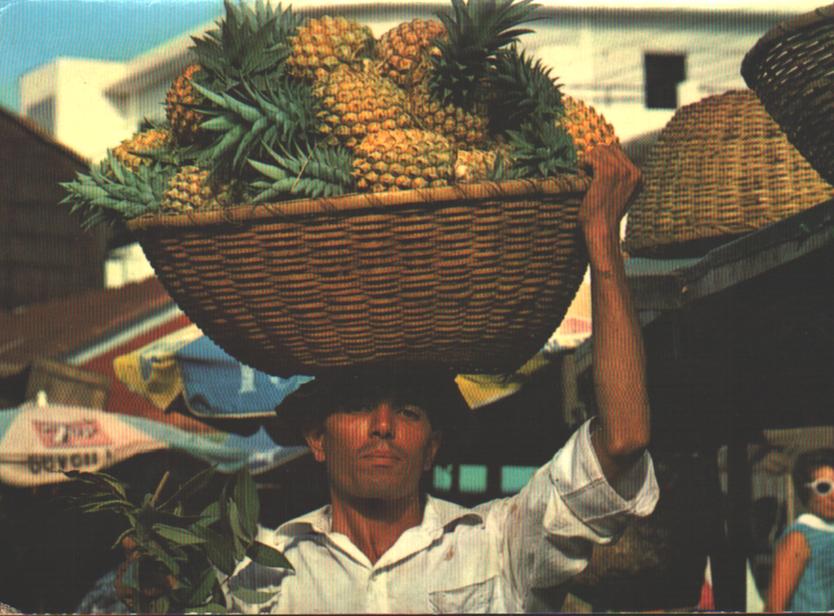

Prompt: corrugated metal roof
[0,278,174,377]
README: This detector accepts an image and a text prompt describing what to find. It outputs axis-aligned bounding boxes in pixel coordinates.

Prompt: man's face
[304,396,442,502]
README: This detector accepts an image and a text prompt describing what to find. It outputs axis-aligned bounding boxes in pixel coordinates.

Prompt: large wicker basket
[741,4,834,186]
[128,175,590,377]
[624,90,834,258]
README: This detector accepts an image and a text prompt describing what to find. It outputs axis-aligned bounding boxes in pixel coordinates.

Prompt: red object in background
[697,558,715,610]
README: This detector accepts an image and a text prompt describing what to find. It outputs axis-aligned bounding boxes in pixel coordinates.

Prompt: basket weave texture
[624,90,834,257]
[128,175,590,377]
[741,4,834,186]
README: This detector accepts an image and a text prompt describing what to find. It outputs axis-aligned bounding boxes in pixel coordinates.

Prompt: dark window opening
[644,53,686,109]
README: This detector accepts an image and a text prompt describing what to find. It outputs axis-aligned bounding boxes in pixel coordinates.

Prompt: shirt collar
[274,495,483,541]
[276,504,332,538]
[796,513,834,533]
[423,495,483,531]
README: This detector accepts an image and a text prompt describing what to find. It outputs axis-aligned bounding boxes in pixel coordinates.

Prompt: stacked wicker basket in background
[742,4,834,186]
[624,89,834,258]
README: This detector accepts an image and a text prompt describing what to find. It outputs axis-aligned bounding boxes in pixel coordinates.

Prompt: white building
[18,0,813,286]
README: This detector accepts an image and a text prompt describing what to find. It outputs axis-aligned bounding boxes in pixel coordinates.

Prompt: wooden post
[487,462,502,499]
[711,294,751,611]
[722,421,752,610]
[450,464,460,499]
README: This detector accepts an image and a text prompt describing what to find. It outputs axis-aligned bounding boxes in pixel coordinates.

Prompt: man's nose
[369,402,395,439]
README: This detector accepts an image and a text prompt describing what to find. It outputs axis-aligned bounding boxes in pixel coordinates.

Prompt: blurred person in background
[766,448,834,612]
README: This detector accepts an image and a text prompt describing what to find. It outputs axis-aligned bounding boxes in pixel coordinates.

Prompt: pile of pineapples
[62,0,617,227]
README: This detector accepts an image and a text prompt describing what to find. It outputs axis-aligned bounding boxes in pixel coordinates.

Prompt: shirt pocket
[428,576,497,614]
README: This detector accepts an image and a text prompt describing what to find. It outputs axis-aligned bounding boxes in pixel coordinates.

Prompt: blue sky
[0,0,223,111]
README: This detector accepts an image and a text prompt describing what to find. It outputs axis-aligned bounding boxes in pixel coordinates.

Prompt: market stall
[568,195,834,610]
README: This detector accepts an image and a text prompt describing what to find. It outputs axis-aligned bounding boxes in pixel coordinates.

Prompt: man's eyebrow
[400,402,427,411]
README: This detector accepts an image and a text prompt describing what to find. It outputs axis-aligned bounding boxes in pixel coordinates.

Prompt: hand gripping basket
[624,90,834,258]
[127,176,590,377]
[741,4,834,186]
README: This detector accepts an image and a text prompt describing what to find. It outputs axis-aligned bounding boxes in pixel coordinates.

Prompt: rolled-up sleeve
[547,418,658,540]
[489,419,659,605]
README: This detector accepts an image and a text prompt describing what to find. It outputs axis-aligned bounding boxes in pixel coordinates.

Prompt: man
[225,144,659,613]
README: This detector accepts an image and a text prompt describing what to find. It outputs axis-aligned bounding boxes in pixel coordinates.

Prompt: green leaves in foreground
[63,467,290,614]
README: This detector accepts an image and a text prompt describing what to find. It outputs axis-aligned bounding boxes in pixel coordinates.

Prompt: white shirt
[224,420,659,613]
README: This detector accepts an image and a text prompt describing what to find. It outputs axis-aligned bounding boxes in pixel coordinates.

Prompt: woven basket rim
[741,3,834,87]
[126,174,591,232]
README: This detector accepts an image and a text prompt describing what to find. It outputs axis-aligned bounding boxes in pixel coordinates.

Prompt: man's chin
[353,477,415,501]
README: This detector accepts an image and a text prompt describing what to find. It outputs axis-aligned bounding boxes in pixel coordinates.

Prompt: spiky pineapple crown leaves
[430,0,541,109]
[504,121,578,179]
[248,141,356,201]
[60,152,175,230]
[191,78,321,177]
[62,466,291,614]
[488,46,564,134]
[192,0,301,93]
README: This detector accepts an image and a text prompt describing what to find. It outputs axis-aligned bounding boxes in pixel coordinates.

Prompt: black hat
[264,363,473,461]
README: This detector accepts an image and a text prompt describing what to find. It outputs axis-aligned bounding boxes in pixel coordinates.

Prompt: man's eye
[398,406,423,420]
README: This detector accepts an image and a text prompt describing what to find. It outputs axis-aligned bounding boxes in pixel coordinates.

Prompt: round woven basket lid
[624,89,834,258]
[741,4,834,186]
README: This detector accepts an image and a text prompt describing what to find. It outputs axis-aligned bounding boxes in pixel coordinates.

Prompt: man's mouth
[360,448,402,461]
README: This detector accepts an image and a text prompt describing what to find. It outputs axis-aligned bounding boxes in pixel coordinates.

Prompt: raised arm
[579,145,650,485]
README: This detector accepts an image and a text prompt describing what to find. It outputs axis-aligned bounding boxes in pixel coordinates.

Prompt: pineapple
[287,16,374,81]
[408,0,541,148]
[408,82,489,149]
[353,129,455,192]
[488,46,563,134]
[454,148,497,183]
[160,165,235,213]
[191,0,300,92]
[429,0,539,109]
[169,1,300,151]
[192,77,320,177]
[61,153,173,229]
[248,143,356,202]
[313,63,414,150]
[375,19,446,89]
[559,95,619,158]
[505,121,577,179]
[63,0,602,229]
[166,64,205,145]
[112,129,172,172]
